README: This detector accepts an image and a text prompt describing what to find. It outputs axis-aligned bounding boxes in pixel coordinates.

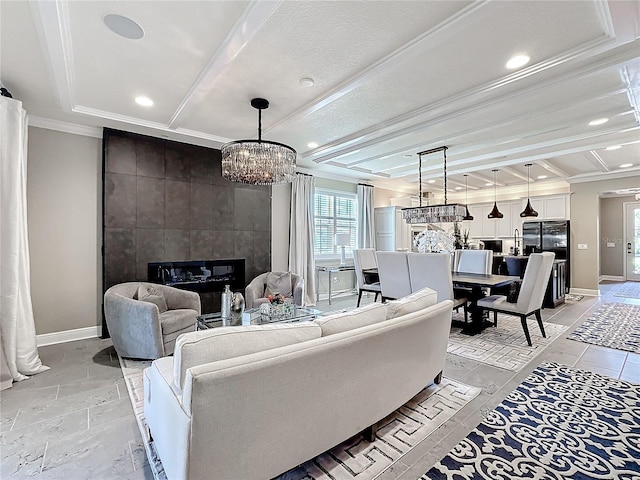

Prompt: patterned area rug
[567,302,640,353]
[447,317,568,371]
[119,358,480,480]
[422,362,640,479]
[614,281,640,299]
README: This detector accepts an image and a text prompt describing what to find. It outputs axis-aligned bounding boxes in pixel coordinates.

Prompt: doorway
[624,202,640,281]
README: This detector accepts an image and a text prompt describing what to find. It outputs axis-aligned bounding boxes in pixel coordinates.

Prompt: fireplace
[148,259,245,294]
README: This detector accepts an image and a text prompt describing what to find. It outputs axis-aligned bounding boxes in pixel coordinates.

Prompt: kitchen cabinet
[467,194,570,240]
[374,206,411,251]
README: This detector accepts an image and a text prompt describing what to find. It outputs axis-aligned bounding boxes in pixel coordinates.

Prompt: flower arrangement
[413,229,455,253]
[267,292,286,304]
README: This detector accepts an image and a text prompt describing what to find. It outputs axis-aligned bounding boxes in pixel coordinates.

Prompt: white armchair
[477,252,555,346]
[245,271,304,308]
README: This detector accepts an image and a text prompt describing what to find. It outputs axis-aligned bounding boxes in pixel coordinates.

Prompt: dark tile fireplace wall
[102,129,272,326]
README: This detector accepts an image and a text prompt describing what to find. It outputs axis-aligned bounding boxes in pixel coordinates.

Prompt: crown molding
[28,115,102,138]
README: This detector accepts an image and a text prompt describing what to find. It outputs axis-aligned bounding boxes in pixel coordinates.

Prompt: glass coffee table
[196,305,323,330]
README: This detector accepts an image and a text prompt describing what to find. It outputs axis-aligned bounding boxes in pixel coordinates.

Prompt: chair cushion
[160,309,198,335]
[136,284,168,313]
[265,272,293,297]
[173,322,322,391]
[315,303,389,336]
[386,287,438,319]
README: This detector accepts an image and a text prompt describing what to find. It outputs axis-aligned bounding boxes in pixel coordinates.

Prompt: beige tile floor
[1,281,638,479]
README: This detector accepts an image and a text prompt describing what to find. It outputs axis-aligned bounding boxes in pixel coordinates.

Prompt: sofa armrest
[292,276,305,306]
[161,286,201,314]
[245,274,267,308]
[104,294,164,359]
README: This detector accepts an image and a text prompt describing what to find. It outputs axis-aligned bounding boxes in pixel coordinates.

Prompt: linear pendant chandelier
[402,146,466,224]
[221,98,297,185]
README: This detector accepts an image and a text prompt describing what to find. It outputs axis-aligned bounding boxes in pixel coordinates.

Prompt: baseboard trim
[569,287,600,297]
[37,326,102,347]
[599,275,624,282]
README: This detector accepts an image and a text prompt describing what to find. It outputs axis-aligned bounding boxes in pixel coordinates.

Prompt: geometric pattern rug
[567,302,640,353]
[447,318,568,372]
[421,362,640,479]
[119,357,480,480]
[614,281,640,299]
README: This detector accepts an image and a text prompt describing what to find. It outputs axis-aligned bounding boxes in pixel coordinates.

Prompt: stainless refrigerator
[523,220,570,291]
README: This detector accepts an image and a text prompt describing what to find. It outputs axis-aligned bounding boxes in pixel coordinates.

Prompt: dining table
[451,272,520,335]
[362,268,520,336]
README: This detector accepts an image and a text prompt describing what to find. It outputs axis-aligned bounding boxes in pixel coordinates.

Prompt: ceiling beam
[587,151,610,172]
[500,166,531,183]
[537,160,569,177]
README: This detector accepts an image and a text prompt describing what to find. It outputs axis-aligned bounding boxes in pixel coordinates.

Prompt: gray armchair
[104,282,201,359]
[245,272,304,308]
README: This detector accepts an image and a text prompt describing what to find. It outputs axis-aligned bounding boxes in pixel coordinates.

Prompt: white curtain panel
[0,96,49,388]
[357,183,375,248]
[288,173,316,306]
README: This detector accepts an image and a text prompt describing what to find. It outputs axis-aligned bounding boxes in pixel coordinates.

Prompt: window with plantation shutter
[314,190,357,257]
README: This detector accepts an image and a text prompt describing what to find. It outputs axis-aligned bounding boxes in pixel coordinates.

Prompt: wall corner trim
[599,275,624,282]
[569,287,600,297]
[37,326,102,347]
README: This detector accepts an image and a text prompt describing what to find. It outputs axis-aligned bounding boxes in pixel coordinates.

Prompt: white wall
[27,127,102,335]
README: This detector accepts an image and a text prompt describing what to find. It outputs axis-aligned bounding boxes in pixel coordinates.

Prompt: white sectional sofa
[143,288,453,480]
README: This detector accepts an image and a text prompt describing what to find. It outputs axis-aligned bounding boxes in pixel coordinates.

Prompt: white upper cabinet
[466,193,570,239]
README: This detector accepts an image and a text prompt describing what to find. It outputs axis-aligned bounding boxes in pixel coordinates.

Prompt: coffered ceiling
[2,0,639,197]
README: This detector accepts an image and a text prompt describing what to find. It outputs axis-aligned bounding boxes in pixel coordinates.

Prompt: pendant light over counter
[487,169,503,219]
[520,163,539,218]
[462,174,474,221]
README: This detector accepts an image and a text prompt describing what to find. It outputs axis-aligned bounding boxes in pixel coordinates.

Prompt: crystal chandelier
[401,146,466,224]
[221,98,297,185]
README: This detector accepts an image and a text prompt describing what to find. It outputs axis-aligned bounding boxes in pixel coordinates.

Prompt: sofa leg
[363,423,378,442]
[434,370,443,384]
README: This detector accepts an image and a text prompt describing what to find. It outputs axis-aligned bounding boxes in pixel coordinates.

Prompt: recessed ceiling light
[103,14,144,40]
[307,142,318,149]
[427,179,436,184]
[619,163,633,168]
[454,186,462,190]
[506,53,530,70]
[299,78,315,88]
[485,182,493,187]
[606,145,622,151]
[537,175,547,179]
[403,154,413,158]
[588,117,609,126]
[135,96,153,107]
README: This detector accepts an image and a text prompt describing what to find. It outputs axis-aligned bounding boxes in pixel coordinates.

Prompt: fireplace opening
[148,259,245,293]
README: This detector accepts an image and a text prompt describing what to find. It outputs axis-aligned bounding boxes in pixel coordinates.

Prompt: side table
[315,265,355,305]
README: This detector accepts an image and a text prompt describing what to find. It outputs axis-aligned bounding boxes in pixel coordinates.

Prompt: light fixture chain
[443,147,447,205]
[419,153,423,207]
[257,108,262,142]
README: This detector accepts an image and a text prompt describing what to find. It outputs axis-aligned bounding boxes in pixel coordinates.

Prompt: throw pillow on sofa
[386,287,438,319]
[315,302,389,336]
[136,284,168,313]
[265,272,293,297]
[173,322,321,391]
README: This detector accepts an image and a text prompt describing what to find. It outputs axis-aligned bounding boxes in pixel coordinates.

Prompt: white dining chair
[453,249,493,274]
[376,251,411,301]
[407,252,468,320]
[477,252,555,346]
[353,248,381,307]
